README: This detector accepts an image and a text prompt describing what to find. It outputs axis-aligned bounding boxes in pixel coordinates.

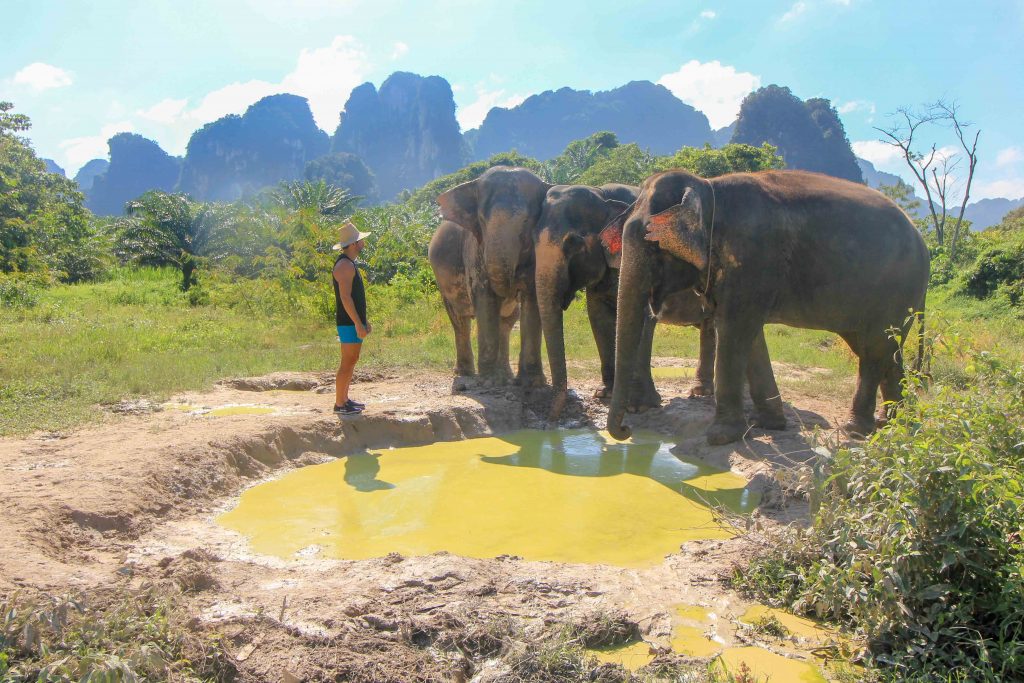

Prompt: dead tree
[875,99,979,263]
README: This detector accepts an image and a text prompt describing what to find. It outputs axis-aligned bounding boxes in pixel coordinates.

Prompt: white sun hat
[331,220,372,250]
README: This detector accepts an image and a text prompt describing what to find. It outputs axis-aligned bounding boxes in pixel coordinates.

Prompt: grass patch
[0,589,232,682]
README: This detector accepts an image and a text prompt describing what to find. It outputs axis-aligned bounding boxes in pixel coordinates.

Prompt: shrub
[739,357,1024,680]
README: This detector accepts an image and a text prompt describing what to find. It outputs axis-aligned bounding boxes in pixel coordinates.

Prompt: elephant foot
[451,375,474,393]
[548,390,568,421]
[706,418,749,446]
[514,370,547,389]
[750,409,787,431]
[593,385,613,400]
[688,382,714,398]
[627,387,662,414]
[478,371,511,388]
[842,416,876,439]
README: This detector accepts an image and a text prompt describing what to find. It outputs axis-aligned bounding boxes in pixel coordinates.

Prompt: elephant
[428,220,519,378]
[534,183,716,418]
[436,166,551,386]
[605,169,929,445]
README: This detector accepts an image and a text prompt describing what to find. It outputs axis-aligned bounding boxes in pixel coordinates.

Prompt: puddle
[217,429,756,566]
[651,366,695,379]
[715,646,826,682]
[589,641,655,670]
[207,406,276,417]
[740,605,837,643]
[670,625,722,657]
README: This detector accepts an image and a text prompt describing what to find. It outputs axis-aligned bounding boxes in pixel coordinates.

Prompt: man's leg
[335,342,363,407]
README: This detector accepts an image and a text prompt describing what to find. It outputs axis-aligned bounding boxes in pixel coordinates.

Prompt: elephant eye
[563,233,584,252]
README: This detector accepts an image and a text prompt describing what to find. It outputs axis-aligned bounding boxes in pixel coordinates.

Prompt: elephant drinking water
[604,169,929,445]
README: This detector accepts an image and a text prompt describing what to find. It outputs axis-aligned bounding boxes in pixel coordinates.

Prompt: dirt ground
[0,361,853,681]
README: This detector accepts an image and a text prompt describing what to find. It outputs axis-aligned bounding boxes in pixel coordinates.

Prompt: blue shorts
[337,325,363,344]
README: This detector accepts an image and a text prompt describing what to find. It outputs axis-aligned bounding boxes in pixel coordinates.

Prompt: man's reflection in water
[343,452,395,492]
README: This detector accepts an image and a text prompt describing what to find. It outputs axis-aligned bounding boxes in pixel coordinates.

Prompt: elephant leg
[628,307,661,413]
[498,299,517,381]
[844,332,893,437]
[515,290,546,387]
[689,318,716,398]
[707,315,758,445]
[586,288,617,399]
[877,346,905,426]
[443,297,475,376]
[747,329,786,430]
[475,287,507,385]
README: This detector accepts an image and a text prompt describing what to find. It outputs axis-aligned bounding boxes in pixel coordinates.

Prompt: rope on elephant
[702,182,717,312]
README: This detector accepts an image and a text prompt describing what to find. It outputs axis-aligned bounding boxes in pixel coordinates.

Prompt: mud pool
[218,429,758,566]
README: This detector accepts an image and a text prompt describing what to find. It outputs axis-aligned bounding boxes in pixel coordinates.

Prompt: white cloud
[13,62,73,91]
[391,42,409,59]
[457,88,527,131]
[700,10,716,19]
[136,98,189,125]
[779,1,808,22]
[852,140,906,167]
[279,35,370,130]
[657,60,760,129]
[837,99,875,116]
[59,121,134,171]
[973,177,1024,200]
[996,147,1023,168]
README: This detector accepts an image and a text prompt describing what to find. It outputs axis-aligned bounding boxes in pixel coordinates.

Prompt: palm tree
[270,179,361,217]
[115,191,234,290]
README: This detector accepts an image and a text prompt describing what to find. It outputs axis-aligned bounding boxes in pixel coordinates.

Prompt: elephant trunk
[607,224,652,440]
[484,211,526,298]
[536,240,571,418]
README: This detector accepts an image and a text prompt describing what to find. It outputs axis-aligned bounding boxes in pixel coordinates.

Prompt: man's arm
[333,259,368,338]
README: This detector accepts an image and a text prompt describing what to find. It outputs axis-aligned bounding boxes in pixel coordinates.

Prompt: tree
[543,131,619,185]
[577,143,658,186]
[304,152,378,204]
[879,179,922,216]
[1,101,99,281]
[876,99,979,262]
[115,191,235,290]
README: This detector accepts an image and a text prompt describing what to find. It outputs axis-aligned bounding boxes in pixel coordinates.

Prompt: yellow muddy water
[590,641,655,670]
[651,366,695,379]
[217,429,756,566]
[716,647,826,682]
[207,406,276,416]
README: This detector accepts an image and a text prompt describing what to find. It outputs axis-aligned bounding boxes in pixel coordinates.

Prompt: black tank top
[333,254,367,326]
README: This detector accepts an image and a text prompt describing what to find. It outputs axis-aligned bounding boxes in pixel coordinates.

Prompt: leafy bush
[0,272,47,308]
[0,590,232,682]
[739,358,1024,680]
[963,235,1024,306]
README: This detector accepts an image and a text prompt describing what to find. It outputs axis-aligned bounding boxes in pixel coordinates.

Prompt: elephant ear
[599,203,631,270]
[437,180,481,242]
[646,187,708,270]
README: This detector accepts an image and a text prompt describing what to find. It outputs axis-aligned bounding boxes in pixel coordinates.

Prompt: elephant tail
[913,301,926,376]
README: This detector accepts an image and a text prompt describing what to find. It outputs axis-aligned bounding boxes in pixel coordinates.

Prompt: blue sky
[3,0,1023,200]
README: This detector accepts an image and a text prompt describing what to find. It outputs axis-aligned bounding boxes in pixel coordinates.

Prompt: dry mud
[0,362,852,681]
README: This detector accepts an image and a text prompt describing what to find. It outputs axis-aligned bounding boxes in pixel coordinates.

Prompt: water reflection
[343,452,395,492]
[482,430,753,512]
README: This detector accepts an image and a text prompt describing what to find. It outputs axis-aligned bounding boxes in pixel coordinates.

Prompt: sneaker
[333,401,363,415]
[347,398,365,409]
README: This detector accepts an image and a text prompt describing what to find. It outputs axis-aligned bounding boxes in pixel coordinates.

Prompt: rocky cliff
[332,72,466,200]
[74,159,109,193]
[85,134,180,216]
[470,81,714,161]
[732,85,863,183]
[178,94,329,202]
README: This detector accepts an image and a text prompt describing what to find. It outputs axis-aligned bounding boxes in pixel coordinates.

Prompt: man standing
[332,221,372,415]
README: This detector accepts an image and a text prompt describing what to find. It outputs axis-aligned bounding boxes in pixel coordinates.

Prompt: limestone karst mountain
[177,94,329,202]
[732,85,863,183]
[85,133,181,216]
[469,81,714,162]
[74,159,109,193]
[332,72,466,201]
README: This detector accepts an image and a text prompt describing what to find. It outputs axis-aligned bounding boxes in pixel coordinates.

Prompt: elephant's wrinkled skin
[607,169,929,445]
[437,167,551,386]
[534,184,715,419]
[428,220,519,378]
